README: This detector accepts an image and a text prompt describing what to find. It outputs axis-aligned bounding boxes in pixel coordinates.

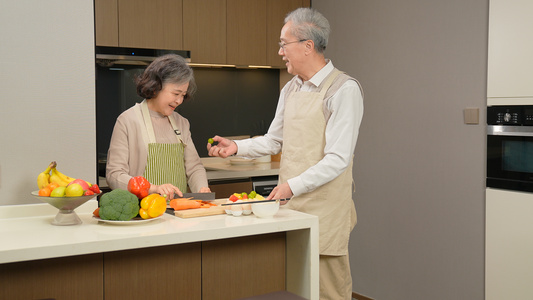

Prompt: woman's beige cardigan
[106,101,208,192]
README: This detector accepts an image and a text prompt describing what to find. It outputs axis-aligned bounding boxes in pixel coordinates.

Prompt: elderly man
[208,8,363,300]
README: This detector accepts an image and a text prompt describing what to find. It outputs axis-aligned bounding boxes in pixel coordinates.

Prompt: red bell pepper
[127,176,150,199]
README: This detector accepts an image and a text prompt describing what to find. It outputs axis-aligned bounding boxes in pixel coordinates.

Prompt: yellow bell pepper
[139,194,167,219]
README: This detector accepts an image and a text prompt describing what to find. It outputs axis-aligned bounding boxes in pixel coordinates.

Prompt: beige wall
[0,0,96,205]
[313,0,488,298]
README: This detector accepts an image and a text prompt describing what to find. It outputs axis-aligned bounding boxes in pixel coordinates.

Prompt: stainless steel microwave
[487,105,533,192]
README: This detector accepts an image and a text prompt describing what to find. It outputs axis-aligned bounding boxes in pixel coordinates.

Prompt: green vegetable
[99,189,140,221]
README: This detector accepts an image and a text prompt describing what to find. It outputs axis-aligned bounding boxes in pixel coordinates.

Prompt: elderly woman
[106,54,210,199]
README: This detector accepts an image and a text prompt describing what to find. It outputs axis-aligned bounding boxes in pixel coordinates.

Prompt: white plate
[93,215,164,225]
[229,158,255,165]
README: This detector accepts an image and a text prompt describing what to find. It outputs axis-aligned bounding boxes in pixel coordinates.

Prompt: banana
[53,166,77,184]
[49,169,70,187]
[37,161,56,189]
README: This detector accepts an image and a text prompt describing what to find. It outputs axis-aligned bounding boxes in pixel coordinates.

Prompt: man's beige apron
[279,69,357,256]
[140,101,187,193]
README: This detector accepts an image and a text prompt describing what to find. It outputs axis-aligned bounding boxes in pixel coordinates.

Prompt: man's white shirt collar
[296,59,334,88]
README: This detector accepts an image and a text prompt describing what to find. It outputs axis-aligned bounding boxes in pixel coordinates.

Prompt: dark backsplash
[179,67,280,157]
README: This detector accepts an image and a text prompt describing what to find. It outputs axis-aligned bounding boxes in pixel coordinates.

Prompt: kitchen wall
[0,0,96,205]
[313,0,488,299]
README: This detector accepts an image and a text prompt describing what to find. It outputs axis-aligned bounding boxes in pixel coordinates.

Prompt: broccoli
[99,189,140,221]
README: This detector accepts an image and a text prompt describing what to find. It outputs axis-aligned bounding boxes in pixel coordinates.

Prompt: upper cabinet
[487,0,533,100]
[95,0,118,47]
[118,0,183,50]
[95,0,310,67]
[226,0,268,66]
[183,0,227,64]
[95,0,183,50]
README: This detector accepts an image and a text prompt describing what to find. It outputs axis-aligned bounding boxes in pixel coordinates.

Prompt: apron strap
[167,113,185,145]
[318,69,343,98]
[140,100,184,145]
[140,100,157,144]
[134,102,150,147]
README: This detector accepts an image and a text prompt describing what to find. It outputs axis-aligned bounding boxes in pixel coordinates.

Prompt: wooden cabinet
[202,233,286,300]
[118,0,183,50]
[0,234,285,300]
[95,0,118,46]
[104,243,202,299]
[227,0,309,66]
[487,0,533,100]
[227,0,268,66]
[0,254,104,300]
[183,0,227,64]
[95,0,183,50]
[95,0,310,66]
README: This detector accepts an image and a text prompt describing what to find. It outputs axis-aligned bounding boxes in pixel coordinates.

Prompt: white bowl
[251,201,280,218]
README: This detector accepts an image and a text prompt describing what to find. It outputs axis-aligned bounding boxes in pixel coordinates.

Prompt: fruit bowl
[31,191,99,225]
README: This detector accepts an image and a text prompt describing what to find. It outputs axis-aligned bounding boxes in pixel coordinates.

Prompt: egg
[242,201,252,215]
[231,200,243,216]
[224,199,233,215]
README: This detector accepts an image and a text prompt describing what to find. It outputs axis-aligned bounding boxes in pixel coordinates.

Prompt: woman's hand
[207,135,238,158]
[150,183,183,200]
[266,182,293,205]
[199,187,211,193]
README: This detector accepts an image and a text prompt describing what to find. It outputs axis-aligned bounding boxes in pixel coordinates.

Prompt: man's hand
[266,182,293,205]
[207,135,238,158]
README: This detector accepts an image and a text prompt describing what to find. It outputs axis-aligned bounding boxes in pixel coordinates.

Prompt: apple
[65,183,84,197]
[68,179,90,191]
[50,186,66,197]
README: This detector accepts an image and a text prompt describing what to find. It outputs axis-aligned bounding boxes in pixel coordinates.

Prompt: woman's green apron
[140,100,187,192]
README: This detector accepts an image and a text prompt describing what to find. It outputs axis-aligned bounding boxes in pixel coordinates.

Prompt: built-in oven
[487,105,533,192]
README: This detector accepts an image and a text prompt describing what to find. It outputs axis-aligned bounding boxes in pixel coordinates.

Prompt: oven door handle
[487,125,533,136]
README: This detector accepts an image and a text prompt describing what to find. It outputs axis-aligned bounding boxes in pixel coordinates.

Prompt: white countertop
[0,199,316,264]
[201,157,280,180]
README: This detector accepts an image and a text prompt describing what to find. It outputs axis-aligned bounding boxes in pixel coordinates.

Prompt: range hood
[96,46,191,67]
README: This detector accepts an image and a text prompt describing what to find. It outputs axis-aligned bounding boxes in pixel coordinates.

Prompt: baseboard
[352,291,374,300]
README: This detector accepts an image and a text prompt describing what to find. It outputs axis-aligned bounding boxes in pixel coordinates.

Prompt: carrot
[169,199,202,210]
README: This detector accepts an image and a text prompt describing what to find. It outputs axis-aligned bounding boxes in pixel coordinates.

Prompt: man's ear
[305,40,314,54]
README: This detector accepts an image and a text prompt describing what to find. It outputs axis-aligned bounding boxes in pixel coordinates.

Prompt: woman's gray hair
[285,8,330,54]
[136,54,197,102]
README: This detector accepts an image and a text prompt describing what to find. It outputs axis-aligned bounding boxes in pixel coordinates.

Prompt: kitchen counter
[0,199,318,299]
[201,157,280,180]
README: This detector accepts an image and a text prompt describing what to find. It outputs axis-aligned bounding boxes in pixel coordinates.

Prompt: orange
[47,182,60,191]
[39,187,51,197]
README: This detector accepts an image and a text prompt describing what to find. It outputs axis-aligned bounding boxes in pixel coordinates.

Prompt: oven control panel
[487,105,533,125]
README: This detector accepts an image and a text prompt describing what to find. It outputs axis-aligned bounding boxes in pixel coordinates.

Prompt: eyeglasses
[278,39,307,50]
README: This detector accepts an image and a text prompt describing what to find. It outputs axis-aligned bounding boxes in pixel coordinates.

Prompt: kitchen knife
[182,192,216,200]
[221,198,291,206]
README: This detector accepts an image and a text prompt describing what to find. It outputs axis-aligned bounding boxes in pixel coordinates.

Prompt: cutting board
[171,199,227,218]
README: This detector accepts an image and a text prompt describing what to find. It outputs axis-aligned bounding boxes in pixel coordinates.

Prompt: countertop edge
[1,203,318,264]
